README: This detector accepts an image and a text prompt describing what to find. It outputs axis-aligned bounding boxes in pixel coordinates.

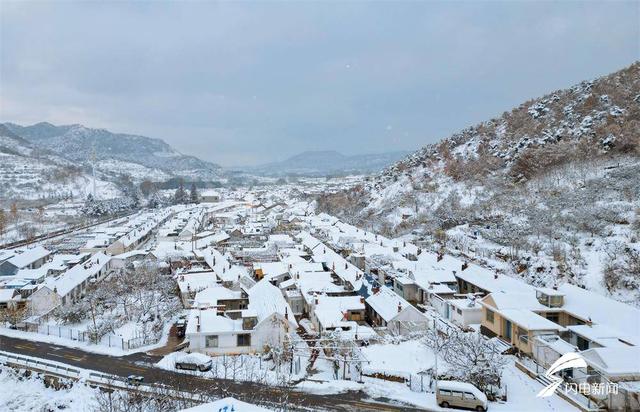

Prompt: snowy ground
[0,366,99,412]
[0,323,173,356]
[361,338,435,378]
[157,351,299,385]
[153,336,578,411]
[297,365,577,411]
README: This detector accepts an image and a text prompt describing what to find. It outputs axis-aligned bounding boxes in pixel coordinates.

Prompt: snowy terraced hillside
[318,62,640,307]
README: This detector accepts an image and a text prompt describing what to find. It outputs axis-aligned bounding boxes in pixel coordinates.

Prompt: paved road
[0,335,432,411]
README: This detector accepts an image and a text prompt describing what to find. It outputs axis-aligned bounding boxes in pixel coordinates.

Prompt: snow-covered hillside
[0,125,121,201]
[318,62,640,307]
[2,122,222,183]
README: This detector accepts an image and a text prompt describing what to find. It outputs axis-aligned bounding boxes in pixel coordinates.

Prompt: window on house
[457,308,462,315]
[576,335,590,351]
[486,309,494,323]
[546,312,560,324]
[205,335,218,348]
[237,333,251,347]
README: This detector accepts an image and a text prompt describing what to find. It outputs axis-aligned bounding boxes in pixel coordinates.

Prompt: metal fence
[407,373,433,392]
[33,324,158,351]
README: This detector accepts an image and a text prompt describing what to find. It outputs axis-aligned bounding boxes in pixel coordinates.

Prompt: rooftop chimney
[494,273,498,279]
[461,262,468,271]
[397,302,402,313]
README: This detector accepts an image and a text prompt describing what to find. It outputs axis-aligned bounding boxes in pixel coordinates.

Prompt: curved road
[0,335,432,411]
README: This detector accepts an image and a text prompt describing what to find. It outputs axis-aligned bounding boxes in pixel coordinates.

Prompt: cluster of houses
[0,204,216,318]
[169,205,433,357]
[1,186,639,410]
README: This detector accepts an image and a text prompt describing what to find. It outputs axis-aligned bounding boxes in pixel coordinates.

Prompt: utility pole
[90,145,97,198]
[433,317,439,393]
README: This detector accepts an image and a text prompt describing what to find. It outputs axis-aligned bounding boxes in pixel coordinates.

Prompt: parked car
[174,352,213,372]
[126,375,144,386]
[436,381,488,411]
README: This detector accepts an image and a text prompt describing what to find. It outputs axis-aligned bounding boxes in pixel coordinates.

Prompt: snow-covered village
[0,1,639,412]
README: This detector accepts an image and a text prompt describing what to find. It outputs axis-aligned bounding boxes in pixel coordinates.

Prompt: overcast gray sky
[1,1,638,166]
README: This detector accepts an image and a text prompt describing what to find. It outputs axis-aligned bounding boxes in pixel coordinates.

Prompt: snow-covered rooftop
[366,287,415,323]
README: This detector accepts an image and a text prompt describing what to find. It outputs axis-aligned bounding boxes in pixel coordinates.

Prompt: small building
[110,250,149,270]
[0,246,51,277]
[186,279,296,355]
[200,190,221,203]
[365,287,427,335]
[308,294,365,333]
[176,271,218,307]
[29,253,112,316]
[193,285,248,315]
[479,291,563,355]
[447,296,482,327]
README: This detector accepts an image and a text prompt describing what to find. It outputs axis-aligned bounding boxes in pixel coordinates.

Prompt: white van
[436,381,488,411]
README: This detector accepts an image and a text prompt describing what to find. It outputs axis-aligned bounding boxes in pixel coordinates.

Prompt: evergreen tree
[174,180,187,204]
[189,183,200,204]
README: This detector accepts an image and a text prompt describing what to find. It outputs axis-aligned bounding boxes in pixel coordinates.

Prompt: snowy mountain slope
[95,159,172,183]
[0,151,120,201]
[0,125,121,201]
[3,122,222,181]
[247,150,412,176]
[318,62,640,306]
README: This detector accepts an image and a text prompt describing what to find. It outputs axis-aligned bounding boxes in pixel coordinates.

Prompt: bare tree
[423,328,507,394]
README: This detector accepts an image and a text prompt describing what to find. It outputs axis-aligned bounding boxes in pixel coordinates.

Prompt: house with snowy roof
[307,294,365,332]
[192,284,248,314]
[28,253,112,316]
[480,283,640,358]
[176,271,219,307]
[185,279,296,355]
[110,250,150,270]
[203,248,249,287]
[480,290,564,355]
[199,189,221,203]
[0,246,51,277]
[365,286,427,334]
[0,288,23,311]
[446,295,483,327]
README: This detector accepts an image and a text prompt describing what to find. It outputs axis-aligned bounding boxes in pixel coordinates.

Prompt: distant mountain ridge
[248,150,412,176]
[2,122,222,181]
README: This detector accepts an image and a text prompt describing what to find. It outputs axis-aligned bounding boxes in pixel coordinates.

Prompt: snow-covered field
[0,366,99,411]
[357,338,575,411]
